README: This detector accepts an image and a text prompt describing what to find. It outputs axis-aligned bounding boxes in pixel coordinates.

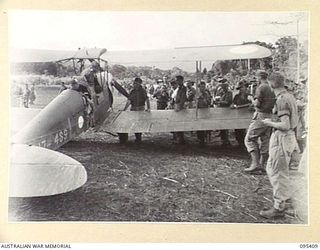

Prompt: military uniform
[175,84,187,110]
[29,85,36,104]
[23,86,31,108]
[197,89,212,108]
[215,85,233,145]
[245,82,275,156]
[174,83,187,144]
[186,86,196,108]
[128,85,149,141]
[196,87,212,144]
[266,89,298,211]
[128,86,148,110]
[153,89,169,110]
[233,92,251,146]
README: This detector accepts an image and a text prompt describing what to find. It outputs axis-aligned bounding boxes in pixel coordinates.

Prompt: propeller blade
[10,144,87,197]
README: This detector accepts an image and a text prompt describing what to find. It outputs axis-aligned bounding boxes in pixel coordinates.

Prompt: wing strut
[195,60,202,120]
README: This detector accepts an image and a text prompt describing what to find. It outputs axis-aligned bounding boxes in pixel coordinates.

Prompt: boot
[259,153,269,173]
[244,150,261,172]
[135,133,142,142]
[259,207,285,219]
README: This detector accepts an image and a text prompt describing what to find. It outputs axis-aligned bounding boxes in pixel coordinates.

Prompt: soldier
[196,81,212,145]
[244,70,275,173]
[231,80,251,147]
[197,81,212,108]
[168,80,178,109]
[214,81,233,107]
[186,80,196,108]
[168,79,179,141]
[259,72,299,219]
[174,75,187,144]
[214,80,233,146]
[70,79,94,126]
[29,83,36,105]
[23,84,31,108]
[153,84,169,110]
[123,77,150,142]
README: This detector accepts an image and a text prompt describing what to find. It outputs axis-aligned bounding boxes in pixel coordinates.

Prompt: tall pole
[296,18,300,84]
[265,15,305,83]
[195,61,199,120]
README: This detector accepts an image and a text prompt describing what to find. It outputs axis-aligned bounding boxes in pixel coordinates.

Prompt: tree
[273,36,298,68]
[273,36,308,81]
[110,64,127,78]
[243,41,275,70]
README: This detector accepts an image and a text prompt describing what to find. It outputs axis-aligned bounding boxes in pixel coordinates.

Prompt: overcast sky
[9,10,309,51]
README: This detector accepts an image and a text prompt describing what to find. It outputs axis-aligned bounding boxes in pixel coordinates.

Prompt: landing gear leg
[118,133,128,144]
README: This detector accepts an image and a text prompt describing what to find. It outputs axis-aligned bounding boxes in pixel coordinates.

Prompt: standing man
[231,80,251,147]
[196,81,212,145]
[244,70,275,173]
[123,77,150,142]
[153,84,169,110]
[259,72,298,219]
[214,81,233,146]
[174,75,187,144]
[168,79,178,109]
[23,84,31,108]
[29,83,36,105]
[186,80,196,108]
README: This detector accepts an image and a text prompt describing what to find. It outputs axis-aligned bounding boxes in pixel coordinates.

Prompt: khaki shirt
[274,89,299,130]
[254,82,275,113]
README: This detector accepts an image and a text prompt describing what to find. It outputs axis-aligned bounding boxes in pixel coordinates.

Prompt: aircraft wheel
[118,133,128,144]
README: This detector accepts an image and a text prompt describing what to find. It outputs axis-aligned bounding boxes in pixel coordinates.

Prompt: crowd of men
[13,62,307,220]
[122,71,306,148]
[122,70,307,220]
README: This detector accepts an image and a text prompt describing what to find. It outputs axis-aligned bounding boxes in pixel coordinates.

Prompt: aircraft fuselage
[12,89,107,150]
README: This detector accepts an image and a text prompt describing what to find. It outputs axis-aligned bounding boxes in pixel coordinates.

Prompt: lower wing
[10,144,87,197]
[100,108,253,133]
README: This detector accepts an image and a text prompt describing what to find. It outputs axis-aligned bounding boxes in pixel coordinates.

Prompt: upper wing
[10,49,76,63]
[102,44,272,65]
[100,108,253,133]
[10,44,270,64]
[10,48,107,63]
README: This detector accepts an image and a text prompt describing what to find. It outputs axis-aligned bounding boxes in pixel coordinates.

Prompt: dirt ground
[9,86,308,224]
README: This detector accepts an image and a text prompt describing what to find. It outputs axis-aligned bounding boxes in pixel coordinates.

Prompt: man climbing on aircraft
[123,77,151,142]
[70,78,95,127]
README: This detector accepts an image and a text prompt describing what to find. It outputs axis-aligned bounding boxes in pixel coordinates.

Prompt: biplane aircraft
[10,44,272,198]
